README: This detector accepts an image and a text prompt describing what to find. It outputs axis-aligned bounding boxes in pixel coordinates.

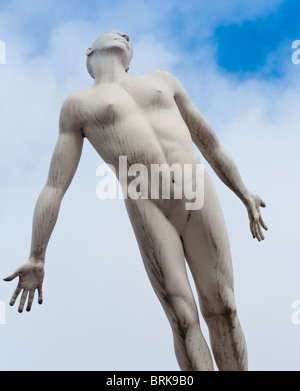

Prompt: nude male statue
[4,30,267,371]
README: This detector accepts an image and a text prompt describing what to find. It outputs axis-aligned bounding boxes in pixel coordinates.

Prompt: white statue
[4,30,267,371]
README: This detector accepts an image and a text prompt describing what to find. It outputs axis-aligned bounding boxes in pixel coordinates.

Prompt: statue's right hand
[3,259,45,313]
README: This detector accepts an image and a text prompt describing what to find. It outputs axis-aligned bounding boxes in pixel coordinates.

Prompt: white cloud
[131,34,180,75]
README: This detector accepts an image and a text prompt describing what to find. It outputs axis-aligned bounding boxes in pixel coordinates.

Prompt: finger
[250,221,255,239]
[260,200,266,208]
[18,289,28,313]
[253,222,262,242]
[259,216,268,231]
[256,222,265,241]
[10,285,22,306]
[26,290,35,312]
[3,270,19,282]
[38,287,43,305]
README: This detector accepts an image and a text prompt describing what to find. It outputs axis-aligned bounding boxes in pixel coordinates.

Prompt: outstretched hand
[4,259,45,313]
[244,194,268,241]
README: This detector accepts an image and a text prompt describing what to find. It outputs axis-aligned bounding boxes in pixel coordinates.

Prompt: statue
[4,30,267,371]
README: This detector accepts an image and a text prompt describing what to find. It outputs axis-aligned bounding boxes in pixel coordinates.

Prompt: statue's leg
[125,198,214,371]
[181,171,248,371]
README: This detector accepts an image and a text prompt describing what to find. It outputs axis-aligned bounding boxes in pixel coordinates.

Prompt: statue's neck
[92,54,129,84]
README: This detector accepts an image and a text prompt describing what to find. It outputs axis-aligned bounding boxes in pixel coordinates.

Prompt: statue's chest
[87,78,175,127]
[122,78,174,112]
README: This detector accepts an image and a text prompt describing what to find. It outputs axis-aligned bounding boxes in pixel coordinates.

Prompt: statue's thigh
[181,172,236,315]
[125,198,199,321]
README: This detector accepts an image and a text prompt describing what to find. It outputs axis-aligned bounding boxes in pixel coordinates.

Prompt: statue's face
[90,30,133,68]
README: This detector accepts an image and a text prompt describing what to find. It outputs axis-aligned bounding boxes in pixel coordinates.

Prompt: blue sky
[215,0,300,76]
[0,0,295,76]
[1,0,300,371]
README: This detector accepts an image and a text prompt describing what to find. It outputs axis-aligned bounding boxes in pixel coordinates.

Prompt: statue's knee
[200,286,236,321]
[202,303,237,327]
[166,295,199,337]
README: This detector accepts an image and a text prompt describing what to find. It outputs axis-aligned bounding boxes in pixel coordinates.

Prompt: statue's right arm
[29,96,84,262]
[4,95,84,312]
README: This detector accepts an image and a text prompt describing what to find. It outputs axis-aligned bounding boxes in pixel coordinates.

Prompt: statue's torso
[77,71,202,217]
[81,72,199,166]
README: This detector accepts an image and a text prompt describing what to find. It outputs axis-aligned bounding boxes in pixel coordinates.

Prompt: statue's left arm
[163,71,268,241]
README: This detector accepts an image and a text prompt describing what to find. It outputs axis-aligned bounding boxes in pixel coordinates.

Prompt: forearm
[201,145,251,204]
[29,185,64,261]
[188,112,251,204]
[194,128,267,241]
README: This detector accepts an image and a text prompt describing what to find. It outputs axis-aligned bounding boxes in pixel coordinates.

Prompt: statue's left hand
[245,194,268,241]
[4,259,45,313]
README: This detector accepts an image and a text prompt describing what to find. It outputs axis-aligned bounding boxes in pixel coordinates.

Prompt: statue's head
[86,30,133,79]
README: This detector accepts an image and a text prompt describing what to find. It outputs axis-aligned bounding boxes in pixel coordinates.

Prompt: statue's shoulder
[59,90,91,129]
[62,90,89,109]
[60,89,93,119]
[143,70,179,89]
[145,70,176,80]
